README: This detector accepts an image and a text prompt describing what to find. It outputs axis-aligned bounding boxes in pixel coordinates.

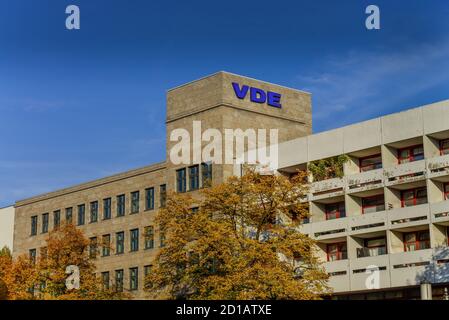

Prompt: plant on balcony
[308,155,349,182]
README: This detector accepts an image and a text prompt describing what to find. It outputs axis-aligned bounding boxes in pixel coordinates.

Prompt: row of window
[30,185,167,236]
[326,230,435,261]
[358,140,449,173]
[176,162,212,193]
[101,265,152,292]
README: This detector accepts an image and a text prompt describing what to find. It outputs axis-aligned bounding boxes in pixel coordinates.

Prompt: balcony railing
[356,247,387,258]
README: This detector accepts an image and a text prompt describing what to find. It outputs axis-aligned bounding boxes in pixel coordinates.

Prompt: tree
[145,168,330,300]
[308,155,349,182]
[0,224,127,300]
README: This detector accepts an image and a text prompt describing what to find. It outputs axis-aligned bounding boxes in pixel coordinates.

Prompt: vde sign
[232,82,282,108]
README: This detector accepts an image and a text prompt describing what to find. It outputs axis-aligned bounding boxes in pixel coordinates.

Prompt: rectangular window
[89,237,97,259]
[65,207,73,224]
[160,184,166,208]
[440,139,449,155]
[116,231,124,254]
[103,198,111,220]
[359,154,382,172]
[129,267,138,291]
[357,237,387,258]
[325,202,346,220]
[444,183,449,200]
[31,215,38,236]
[90,201,98,223]
[401,187,427,207]
[130,228,139,252]
[327,242,347,262]
[117,194,125,217]
[189,165,199,191]
[362,194,385,214]
[115,269,124,292]
[77,204,85,226]
[404,231,430,252]
[398,145,424,164]
[145,187,154,210]
[102,234,111,257]
[144,226,154,249]
[101,272,110,290]
[202,162,212,187]
[131,191,140,214]
[29,249,36,264]
[53,210,61,230]
[42,213,49,233]
[160,231,166,248]
[144,265,152,277]
[176,168,187,193]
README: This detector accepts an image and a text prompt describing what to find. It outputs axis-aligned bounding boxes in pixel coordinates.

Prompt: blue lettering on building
[232,82,282,108]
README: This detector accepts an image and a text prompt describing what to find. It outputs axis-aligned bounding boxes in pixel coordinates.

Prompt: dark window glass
[201,162,212,187]
[117,195,125,217]
[65,207,73,224]
[130,228,139,252]
[77,204,85,226]
[53,210,61,229]
[176,168,187,193]
[42,213,49,233]
[325,202,346,220]
[115,269,124,292]
[102,272,110,290]
[359,154,382,172]
[144,265,152,277]
[362,195,385,214]
[90,201,98,223]
[89,237,97,259]
[116,231,124,254]
[103,198,111,220]
[31,216,38,236]
[401,187,427,207]
[404,231,430,251]
[160,184,166,208]
[129,267,138,291]
[440,139,449,155]
[189,165,199,191]
[102,234,111,257]
[398,145,424,164]
[327,242,347,261]
[29,249,36,264]
[160,231,166,248]
[145,187,154,210]
[145,226,154,249]
[131,191,140,214]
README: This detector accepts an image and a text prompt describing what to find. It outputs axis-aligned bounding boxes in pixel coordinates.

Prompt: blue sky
[1,0,449,207]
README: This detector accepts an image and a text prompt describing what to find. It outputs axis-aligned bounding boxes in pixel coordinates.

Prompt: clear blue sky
[1,0,449,206]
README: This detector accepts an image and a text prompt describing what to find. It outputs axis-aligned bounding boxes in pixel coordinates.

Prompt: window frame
[31,215,38,236]
[362,194,385,214]
[144,226,154,250]
[102,234,111,257]
[103,198,112,220]
[129,267,138,291]
[176,168,187,193]
[400,187,428,207]
[90,201,98,223]
[130,228,139,252]
[101,271,110,290]
[397,144,424,164]
[189,165,200,191]
[440,138,449,155]
[326,242,347,262]
[145,187,154,211]
[77,204,85,226]
[403,231,430,252]
[201,162,212,187]
[116,231,125,255]
[65,207,73,224]
[325,202,346,220]
[116,194,126,217]
[159,184,166,208]
[115,269,124,292]
[53,210,61,230]
[42,213,49,234]
[444,182,449,200]
[131,191,140,214]
[359,153,382,172]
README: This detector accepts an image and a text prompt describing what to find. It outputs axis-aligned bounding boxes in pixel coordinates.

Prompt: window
[130,228,139,252]
[202,162,212,187]
[116,231,124,254]
[77,204,85,226]
[176,168,187,193]
[42,213,49,233]
[144,226,154,249]
[160,184,166,208]
[144,265,152,278]
[362,195,385,214]
[357,237,387,258]
[53,210,61,230]
[160,231,166,248]
[401,187,427,207]
[131,191,140,214]
[89,237,97,259]
[90,201,98,223]
[398,145,424,164]
[444,183,449,200]
[29,249,36,264]
[189,165,199,191]
[404,231,430,252]
[359,154,382,172]
[129,267,138,291]
[31,216,38,236]
[440,139,449,155]
[145,187,154,210]
[103,198,111,220]
[327,242,347,261]
[115,269,124,292]
[65,207,73,224]
[102,234,111,257]
[117,194,125,217]
[101,272,110,290]
[325,202,346,220]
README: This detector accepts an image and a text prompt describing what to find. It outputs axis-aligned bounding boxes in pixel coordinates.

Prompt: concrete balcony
[324,259,350,293]
[348,211,388,236]
[310,177,345,201]
[389,249,433,287]
[349,254,390,291]
[384,160,426,186]
[387,203,430,229]
[297,223,312,236]
[430,200,449,224]
[345,169,384,194]
[428,154,449,179]
[311,217,348,240]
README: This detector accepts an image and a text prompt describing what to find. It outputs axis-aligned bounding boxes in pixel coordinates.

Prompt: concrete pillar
[420,282,433,300]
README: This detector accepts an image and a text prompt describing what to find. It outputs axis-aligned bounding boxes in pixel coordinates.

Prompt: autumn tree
[0,224,127,300]
[145,168,330,300]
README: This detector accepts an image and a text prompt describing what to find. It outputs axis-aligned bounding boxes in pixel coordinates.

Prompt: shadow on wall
[415,246,449,284]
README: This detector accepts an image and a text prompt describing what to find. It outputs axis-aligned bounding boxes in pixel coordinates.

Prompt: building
[0,206,14,251]
[12,71,449,299]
